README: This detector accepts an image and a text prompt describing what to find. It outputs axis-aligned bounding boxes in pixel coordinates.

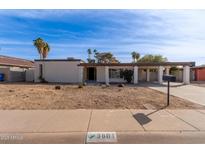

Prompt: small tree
[122,69,133,83]
[94,51,119,63]
[138,54,167,62]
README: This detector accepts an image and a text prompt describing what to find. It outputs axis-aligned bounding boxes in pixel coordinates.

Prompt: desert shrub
[118,84,125,87]
[122,69,133,83]
[55,85,61,90]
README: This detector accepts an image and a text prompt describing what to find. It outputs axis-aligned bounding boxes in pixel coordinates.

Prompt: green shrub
[122,69,133,83]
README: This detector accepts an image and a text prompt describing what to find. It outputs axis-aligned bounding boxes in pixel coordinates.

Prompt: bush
[118,84,125,87]
[122,69,133,83]
[55,85,61,90]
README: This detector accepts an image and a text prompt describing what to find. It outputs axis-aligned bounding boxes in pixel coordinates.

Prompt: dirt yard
[0,83,204,110]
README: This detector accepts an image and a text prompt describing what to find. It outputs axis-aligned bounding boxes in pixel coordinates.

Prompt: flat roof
[0,55,34,68]
[79,62,195,67]
[35,59,82,62]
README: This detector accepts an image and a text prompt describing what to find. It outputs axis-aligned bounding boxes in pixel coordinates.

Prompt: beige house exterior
[34,59,194,85]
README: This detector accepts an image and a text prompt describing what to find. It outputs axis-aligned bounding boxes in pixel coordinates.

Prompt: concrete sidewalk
[0,109,205,143]
[149,85,205,106]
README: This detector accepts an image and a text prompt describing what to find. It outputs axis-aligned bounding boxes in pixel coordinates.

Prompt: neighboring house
[192,65,205,81]
[34,58,194,84]
[0,55,34,82]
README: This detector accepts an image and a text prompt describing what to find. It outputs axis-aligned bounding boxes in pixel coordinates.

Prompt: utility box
[0,73,4,81]
[163,75,176,82]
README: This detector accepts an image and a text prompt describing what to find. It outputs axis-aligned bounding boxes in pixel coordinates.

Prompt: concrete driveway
[149,84,205,106]
[191,81,205,87]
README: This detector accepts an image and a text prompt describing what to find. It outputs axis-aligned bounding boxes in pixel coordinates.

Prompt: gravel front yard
[0,83,204,110]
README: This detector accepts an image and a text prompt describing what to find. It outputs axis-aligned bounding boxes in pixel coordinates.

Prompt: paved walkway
[0,109,205,143]
[149,84,205,106]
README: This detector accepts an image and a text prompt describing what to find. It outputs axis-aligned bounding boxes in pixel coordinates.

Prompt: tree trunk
[40,54,42,59]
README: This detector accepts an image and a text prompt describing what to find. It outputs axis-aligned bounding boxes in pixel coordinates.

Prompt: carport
[78,62,195,85]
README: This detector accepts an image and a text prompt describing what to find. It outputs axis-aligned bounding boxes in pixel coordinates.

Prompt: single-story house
[34,58,195,84]
[191,65,205,81]
[0,55,34,82]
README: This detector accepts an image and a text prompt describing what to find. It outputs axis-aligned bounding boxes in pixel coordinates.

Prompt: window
[109,69,123,79]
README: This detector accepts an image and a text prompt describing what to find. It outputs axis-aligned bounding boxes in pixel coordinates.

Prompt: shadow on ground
[133,106,167,125]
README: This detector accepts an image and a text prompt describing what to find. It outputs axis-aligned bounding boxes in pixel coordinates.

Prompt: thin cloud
[0,10,205,65]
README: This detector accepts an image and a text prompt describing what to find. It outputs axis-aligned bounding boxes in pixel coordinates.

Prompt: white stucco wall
[96,66,105,82]
[26,69,34,82]
[34,61,81,83]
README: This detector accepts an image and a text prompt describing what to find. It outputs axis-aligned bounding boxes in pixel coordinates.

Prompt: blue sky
[0,10,205,65]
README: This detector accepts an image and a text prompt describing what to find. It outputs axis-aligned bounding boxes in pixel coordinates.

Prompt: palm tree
[135,52,140,61]
[33,38,45,59]
[93,49,98,54]
[87,48,92,62]
[42,42,50,59]
[131,51,140,63]
[33,38,50,82]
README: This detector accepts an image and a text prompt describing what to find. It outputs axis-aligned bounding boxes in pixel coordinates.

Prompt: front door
[87,67,96,81]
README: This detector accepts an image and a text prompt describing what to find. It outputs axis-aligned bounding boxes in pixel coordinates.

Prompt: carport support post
[158,66,163,84]
[165,67,170,75]
[105,66,109,85]
[134,66,138,84]
[183,66,190,84]
[146,68,150,82]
